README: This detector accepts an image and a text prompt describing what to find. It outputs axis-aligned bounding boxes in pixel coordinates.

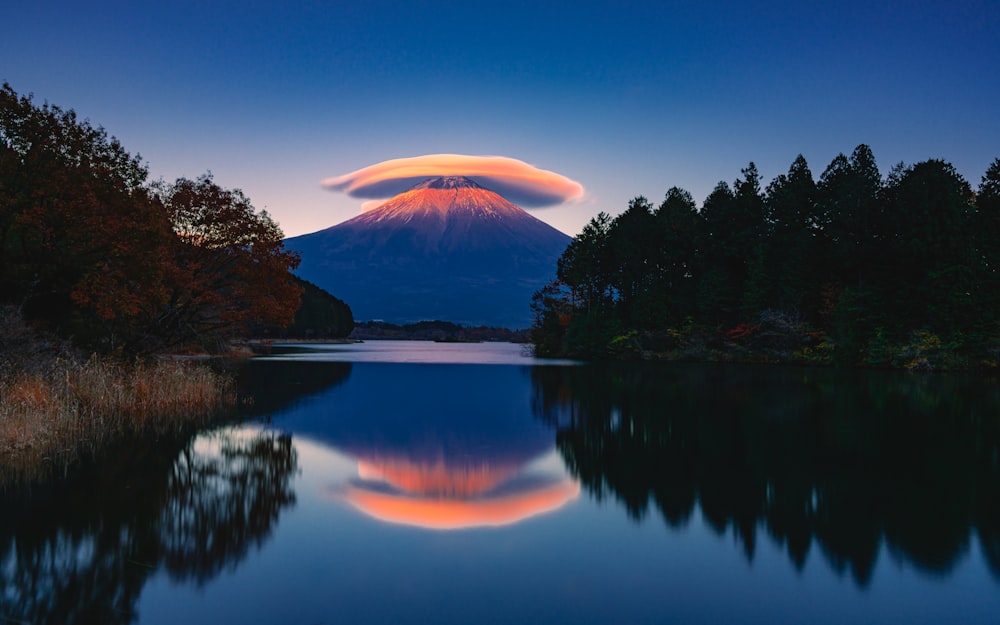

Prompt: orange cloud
[322,154,585,208]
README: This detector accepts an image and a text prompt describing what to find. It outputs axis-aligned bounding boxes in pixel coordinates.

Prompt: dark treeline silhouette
[0,83,325,353]
[255,277,355,339]
[531,363,1000,587]
[532,146,1000,369]
[350,319,529,342]
[0,426,298,624]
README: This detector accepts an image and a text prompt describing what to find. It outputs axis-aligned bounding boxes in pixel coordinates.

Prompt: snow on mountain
[285,176,571,328]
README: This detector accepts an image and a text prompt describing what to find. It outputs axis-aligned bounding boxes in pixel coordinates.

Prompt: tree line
[0,84,351,353]
[532,145,1000,368]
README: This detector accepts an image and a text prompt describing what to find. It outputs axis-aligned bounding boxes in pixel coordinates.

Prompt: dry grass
[0,356,235,485]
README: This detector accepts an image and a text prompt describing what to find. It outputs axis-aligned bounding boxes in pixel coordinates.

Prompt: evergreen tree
[557,212,615,314]
[764,155,819,314]
[654,187,701,322]
[731,163,767,321]
[609,197,658,327]
[975,159,1000,329]
[882,160,976,335]
[698,181,739,323]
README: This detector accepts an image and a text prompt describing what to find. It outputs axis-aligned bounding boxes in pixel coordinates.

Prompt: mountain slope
[285,176,570,328]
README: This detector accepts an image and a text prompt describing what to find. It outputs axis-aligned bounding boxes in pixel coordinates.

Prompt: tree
[763,154,820,314]
[152,175,303,350]
[818,144,884,287]
[882,160,976,335]
[530,280,574,357]
[0,83,174,348]
[274,277,354,338]
[654,187,701,321]
[975,159,1000,327]
[609,197,658,326]
[816,145,885,346]
[557,212,615,314]
[697,181,739,323]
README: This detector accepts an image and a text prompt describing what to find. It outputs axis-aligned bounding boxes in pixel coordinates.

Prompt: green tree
[698,164,766,324]
[697,181,738,323]
[732,163,768,320]
[763,154,820,314]
[975,159,1000,331]
[882,160,976,335]
[818,145,884,288]
[557,212,615,314]
[278,277,354,338]
[530,280,573,357]
[609,197,658,327]
[654,186,701,322]
[816,145,885,348]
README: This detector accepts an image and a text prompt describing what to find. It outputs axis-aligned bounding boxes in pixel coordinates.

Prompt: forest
[0,83,352,356]
[532,146,1000,370]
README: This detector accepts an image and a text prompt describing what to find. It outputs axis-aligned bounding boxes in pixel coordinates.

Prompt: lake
[2,341,999,624]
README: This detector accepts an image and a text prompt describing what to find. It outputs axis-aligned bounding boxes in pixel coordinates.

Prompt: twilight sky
[4,0,999,237]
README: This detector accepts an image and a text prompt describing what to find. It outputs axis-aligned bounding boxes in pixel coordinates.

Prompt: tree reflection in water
[531,364,1000,587]
[0,427,297,625]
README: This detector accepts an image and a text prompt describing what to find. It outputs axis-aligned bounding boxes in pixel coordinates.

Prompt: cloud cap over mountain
[322,154,585,208]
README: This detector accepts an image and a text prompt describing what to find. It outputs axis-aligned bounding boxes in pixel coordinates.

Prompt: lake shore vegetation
[0,84,312,482]
[0,306,235,485]
[532,146,1000,370]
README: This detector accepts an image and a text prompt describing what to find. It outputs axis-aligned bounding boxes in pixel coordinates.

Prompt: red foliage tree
[152,175,302,350]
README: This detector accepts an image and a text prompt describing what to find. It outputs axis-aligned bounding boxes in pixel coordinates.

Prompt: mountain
[284,176,571,328]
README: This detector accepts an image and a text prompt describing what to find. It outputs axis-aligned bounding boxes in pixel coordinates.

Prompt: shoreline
[0,357,236,487]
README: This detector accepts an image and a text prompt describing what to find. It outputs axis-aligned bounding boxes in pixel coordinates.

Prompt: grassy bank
[0,356,235,485]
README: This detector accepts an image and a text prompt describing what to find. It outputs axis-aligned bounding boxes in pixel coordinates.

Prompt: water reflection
[270,363,580,530]
[0,427,297,625]
[531,364,1000,587]
[339,452,578,530]
[235,359,353,416]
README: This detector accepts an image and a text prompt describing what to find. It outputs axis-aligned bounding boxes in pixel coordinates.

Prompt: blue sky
[4,0,999,236]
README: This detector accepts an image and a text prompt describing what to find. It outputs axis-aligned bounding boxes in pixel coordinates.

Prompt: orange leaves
[3,85,303,352]
[151,175,303,348]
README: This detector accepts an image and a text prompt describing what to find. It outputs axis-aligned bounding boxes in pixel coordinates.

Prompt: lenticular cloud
[322,154,584,208]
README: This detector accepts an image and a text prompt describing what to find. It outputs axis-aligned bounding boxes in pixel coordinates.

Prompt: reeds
[0,356,235,485]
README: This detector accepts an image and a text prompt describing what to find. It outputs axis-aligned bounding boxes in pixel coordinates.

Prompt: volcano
[285,176,571,328]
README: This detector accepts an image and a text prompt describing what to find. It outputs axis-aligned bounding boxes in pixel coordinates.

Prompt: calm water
[3,341,999,624]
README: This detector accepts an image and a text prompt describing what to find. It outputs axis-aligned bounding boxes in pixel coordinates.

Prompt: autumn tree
[0,83,173,348]
[152,175,303,351]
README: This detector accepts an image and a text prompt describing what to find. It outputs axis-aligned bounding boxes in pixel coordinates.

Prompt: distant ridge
[285,176,571,328]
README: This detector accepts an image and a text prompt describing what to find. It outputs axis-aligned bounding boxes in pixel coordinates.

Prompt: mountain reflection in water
[260,362,580,530]
[339,454,579,530]
[530,363,1000,587]
[5,347,999,625]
